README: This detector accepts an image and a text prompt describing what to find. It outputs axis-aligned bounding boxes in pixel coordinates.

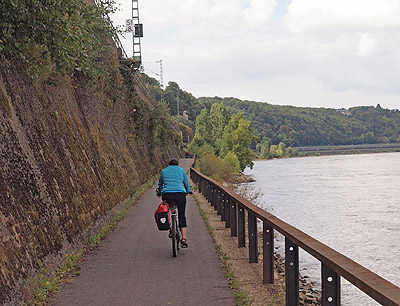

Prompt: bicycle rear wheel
[171,214,178,257]
[176,225,180,251]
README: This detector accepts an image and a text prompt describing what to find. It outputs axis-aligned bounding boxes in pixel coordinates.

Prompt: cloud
[244,0,276,27]
[355,33,376,57]
[285,0,400,33]
[110,0,400,110]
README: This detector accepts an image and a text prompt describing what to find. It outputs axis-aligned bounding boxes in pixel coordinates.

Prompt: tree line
[142,74,400,163]
[199,97,400,147]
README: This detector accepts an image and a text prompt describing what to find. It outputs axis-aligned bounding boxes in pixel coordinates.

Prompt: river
[242,152,400,305]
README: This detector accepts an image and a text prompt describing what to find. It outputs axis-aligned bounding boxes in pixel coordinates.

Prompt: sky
[111,0,400,110]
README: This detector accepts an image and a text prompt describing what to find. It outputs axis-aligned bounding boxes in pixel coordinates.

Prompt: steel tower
[131,0,142,67]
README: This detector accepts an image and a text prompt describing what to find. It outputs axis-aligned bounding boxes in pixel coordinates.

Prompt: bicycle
[166,201,181,257]
[156,188,192,257]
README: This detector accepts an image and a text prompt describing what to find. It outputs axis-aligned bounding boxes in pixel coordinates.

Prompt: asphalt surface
[51,159,237,306]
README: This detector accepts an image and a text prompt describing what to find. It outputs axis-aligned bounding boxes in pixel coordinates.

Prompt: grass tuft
[194,194,253,306]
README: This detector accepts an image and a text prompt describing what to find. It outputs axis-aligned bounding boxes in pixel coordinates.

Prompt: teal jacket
[158,165,191,194]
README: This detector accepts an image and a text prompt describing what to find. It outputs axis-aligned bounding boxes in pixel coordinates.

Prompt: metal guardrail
[190,167,400,306]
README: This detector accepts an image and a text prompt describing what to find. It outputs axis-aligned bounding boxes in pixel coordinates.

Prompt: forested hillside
[200,97,400,146]
[143,76,400,147]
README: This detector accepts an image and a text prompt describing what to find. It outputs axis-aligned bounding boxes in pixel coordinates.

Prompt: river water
[242,152,400,305]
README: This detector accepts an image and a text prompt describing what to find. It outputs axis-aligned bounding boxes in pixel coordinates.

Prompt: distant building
[337,108,351,116]
[183,110,189,120]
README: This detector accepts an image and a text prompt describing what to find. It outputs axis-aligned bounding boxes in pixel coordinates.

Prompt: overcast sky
[111,0,400,110]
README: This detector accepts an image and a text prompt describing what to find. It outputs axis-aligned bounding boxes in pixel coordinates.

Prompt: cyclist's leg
[163,193,187,242]
[175,193,187,241]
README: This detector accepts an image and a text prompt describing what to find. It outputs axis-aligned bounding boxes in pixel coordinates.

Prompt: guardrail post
[221,193,226,221]
[216,189,222,215]
[263,222,274,284]
[238,204,245,248]
[322,264,341,306]
[211,187,216,208]
[248,212,258,263]
[208,184,212,204]
[198,176,202,193]
[230,200,237,237]
[205,182,209,201]
[214,188,218,211]
[285,237,299,306]
[225,195,231,228]
[210,183,215,206]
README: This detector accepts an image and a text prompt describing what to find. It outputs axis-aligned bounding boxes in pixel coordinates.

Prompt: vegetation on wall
[0,0,119,80]
[119,61,179,149]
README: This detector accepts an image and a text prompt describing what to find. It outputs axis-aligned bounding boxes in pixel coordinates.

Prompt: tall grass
[196,151,238,183]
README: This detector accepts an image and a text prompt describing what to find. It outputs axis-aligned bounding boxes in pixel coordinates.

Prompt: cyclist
[157,158,192,248]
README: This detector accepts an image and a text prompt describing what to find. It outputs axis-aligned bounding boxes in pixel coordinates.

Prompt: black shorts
[162,192,187,228]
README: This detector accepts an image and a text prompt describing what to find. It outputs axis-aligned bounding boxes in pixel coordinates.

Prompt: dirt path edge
[192,188,286,306]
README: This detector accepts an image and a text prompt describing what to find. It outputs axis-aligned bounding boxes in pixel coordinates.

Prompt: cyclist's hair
[168,158,179,166]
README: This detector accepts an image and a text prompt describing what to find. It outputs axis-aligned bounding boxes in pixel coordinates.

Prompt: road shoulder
[192,188,286,306]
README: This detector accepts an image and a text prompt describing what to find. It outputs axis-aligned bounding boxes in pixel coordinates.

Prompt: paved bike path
[51,159,237,306]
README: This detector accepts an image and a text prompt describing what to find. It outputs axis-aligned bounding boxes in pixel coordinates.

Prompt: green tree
[190,108,213,149]
[209,103,231,153]
[259,138,272,159]
[270,145,279,158]
[164,81,205,121]
[277,142,286,157]
[164,81,180,115]
[220,112,259,171]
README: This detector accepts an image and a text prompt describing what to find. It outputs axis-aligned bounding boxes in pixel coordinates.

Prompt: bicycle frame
[167,202,181,257]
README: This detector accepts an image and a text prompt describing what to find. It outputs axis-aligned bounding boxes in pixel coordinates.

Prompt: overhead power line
[142,66,160,77]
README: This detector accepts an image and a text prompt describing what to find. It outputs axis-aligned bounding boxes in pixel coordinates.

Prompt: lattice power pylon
[131,0,143,67]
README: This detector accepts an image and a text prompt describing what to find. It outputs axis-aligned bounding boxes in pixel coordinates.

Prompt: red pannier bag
[154,202,170,231]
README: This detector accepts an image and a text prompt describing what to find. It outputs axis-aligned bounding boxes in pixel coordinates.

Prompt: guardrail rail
[190,167,400,306]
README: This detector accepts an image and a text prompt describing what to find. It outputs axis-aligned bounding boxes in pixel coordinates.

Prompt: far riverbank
[294,142,400,156]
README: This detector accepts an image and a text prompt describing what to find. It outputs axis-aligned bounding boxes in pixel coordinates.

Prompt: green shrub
[223,151,240,172]
[197,151,236,183]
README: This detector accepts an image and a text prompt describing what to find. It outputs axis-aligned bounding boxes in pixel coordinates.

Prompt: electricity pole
[156,60,164,103]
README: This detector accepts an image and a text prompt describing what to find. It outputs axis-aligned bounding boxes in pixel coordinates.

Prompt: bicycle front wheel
[171,214,178,257]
